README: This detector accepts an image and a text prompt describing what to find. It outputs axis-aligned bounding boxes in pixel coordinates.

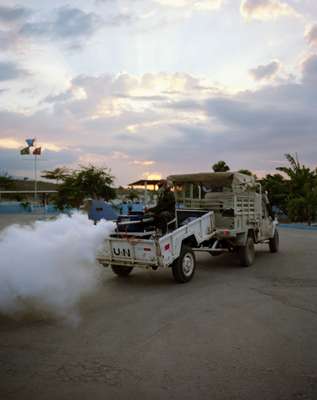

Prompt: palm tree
[277,153,317,225]
[41,167,70,184]
[261,173,289,215]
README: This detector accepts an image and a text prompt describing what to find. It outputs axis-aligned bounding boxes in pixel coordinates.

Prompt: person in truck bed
[146,179,175,233]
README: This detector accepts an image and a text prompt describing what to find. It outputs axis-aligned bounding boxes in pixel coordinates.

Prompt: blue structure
[0,200,146,219]
[119,202,144,215]
[88,200,118,222]
[0,201,59,214]
[279,223,317,231]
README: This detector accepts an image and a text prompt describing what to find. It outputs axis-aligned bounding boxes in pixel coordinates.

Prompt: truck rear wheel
[239,236,255,267]
[111,265,133,276]
[172,245,196,283]
[269,230,279,253]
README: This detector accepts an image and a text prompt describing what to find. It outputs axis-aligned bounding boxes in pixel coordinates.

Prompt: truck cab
[168,172,279,266]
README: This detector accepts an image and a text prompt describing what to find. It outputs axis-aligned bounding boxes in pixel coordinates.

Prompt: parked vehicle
[97,172,279,283]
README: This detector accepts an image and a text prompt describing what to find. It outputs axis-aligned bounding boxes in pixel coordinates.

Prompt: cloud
[0,147,78,178]
[249,60,280,81]
[0,6,31,50]
[20,6,102,47]
[0,71,211,182]
[156,58,317,172]
[301,53,317,83]
[155,0,223,11]
[0,137,62,152]
[131,160,155,166]
[97,0,223,13]
[0,30,16,50]
[204,95,313,133]
[240,0,298,20]
[142,172,162,180]
[2,61,317,184]
[0,5,31,24]
[50,7,101,39]
[43,72,206,121]
[94,0,224,32]
[104,13,133,26]
[0,61,28,81]
[305,24,317,47]
[44,90,74,104]
[0,137,22,150]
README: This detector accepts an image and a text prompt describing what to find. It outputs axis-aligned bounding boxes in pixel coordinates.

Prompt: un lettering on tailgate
[112,241,132,258]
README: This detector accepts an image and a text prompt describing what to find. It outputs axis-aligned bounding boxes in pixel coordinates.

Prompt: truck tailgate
[97,237,159,267]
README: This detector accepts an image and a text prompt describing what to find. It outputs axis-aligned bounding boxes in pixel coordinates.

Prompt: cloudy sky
[0,0,317,185]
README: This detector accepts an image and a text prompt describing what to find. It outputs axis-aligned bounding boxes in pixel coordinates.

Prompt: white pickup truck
[97,172,279,283]
[97,211,215,283]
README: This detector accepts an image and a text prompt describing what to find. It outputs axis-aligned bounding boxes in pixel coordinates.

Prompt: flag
[20,146,30,155]
[26,138,35,147]
[33,147,41,155]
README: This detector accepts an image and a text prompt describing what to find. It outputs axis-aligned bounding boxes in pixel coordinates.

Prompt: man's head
[157,179,172,190]
[157,179,166,189]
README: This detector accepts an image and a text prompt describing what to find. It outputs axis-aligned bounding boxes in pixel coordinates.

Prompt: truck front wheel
[269,230,279,253]
[172,245,196,283]
[111,265,133,276]
[238,236,255,267]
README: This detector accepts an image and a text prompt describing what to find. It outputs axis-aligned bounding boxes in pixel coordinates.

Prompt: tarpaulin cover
[167,172,255,186]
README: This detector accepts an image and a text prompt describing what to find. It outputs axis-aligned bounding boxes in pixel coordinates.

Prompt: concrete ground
[1,217,317,400]
[0,214,52,231]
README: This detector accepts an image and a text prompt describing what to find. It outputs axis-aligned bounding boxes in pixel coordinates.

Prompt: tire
[269,230,279,253]
[172,245,196,283]
[239,235,255,267]
[111,265,133,276]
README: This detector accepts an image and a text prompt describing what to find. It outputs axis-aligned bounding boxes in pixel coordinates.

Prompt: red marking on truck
[164,243,170,251]
[144,248,151,252]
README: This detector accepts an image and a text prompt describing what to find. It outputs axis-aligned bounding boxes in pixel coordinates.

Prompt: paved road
[0,214,51,231]
[1,224,317,400]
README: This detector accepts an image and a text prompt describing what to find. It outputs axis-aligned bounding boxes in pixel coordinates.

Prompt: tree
[41,167,70,183]
[276,153,317,224]
[53,165,116,210]
[260,173,289,215]
[0,172,14,190]
[238,169,253,176]
[212,161,230,172]
[238,169,259,179]
[127,188,139,201]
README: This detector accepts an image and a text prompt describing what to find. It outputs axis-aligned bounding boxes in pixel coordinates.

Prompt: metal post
[34,154,38,201]
[144,181,148,207]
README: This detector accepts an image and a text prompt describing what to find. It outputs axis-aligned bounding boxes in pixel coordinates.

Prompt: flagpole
[34,153,38,200]
[21,139,42,201]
